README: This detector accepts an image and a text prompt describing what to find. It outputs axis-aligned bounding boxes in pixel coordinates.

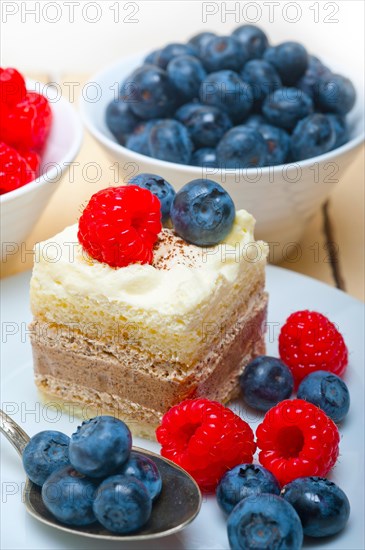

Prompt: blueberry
[239,356,294,412]
[128,173,175,222]
[200,70,253,122]
[191,147,219,168]
[105,100,140,145]
[329,114,349,148]
[200,36,249,73]
[232,24,269,59]
[296,55,331,98]
[227,494,303,550]
[119,451,162,500]
[262,87,313,130]
[297,370,350,422]
[22,431,70,487]
[123,65,176,119]
[174,101,200,122]
[148,119,193,164]
[175,103,232,148]
[316,73,356,115]
[93,475,152,534]
[291,113,336,161]
[258,124,290,166]
[188,31,216,56]
[167,55,206,102]
[241,60,282,106]
[264,41,308,86]
[144,49,161,65]
[69,416,132,478]
[119,71,139,102]
[216,126,267,169]
[155,42,198,70]
[170,179,235,246]
[281,477,350,537]
[217,464,280,515]
[42,465,96,526]
[244,113,266,129]
[125,120,159,156]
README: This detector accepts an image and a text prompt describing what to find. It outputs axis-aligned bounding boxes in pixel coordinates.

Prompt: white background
[1,0,364,79]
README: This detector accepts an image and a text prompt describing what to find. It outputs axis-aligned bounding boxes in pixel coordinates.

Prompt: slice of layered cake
[30,178,268,438]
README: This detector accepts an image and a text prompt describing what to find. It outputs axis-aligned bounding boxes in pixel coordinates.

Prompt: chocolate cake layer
[31,293,267,438]
[35,339,265,440]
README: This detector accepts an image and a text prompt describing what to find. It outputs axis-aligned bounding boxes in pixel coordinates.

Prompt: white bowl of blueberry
[81,25,364,246]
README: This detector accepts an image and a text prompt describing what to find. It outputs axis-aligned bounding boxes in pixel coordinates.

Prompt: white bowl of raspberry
[81,33,364,258]
[1,72,83,261]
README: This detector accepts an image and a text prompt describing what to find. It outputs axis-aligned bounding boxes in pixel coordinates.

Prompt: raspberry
[78,185,162,268]
[18,149,41,177]
[0,91,52,152]
[156,398,256,492]
[279,310,348,386]
[0,68,26,105]
[256,399,340,487]
[26,92,53,151]
[0,142,35,194]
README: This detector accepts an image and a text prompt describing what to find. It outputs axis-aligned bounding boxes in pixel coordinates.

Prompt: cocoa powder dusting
[152,229,201,270]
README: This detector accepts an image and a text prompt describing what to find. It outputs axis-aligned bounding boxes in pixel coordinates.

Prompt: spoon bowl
[0,410,202,541]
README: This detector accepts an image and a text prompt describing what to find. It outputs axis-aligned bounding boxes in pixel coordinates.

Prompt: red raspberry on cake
[0,68,26,105]
[256,398,340,486]
[78,185,162,268]
[0,91,52,152]
[279,310,348,385]
[0,142,35,194]
[156,398,256,492]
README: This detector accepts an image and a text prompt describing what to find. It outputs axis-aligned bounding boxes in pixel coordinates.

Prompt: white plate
[1,267,364,550]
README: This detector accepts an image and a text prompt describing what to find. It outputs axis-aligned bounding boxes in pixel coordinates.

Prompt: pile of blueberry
[106,25,356,168]
[22,416,162,533]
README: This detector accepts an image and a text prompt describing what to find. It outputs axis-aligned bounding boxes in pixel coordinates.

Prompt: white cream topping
[32,210,268,315]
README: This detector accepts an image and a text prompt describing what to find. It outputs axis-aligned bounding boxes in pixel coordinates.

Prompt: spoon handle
[0,409,30,457]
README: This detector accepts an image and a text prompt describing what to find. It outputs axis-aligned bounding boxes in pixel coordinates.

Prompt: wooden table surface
[1,74,364,302]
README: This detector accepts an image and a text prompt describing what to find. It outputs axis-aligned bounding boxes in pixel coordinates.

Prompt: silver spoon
[0,410,202,541]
